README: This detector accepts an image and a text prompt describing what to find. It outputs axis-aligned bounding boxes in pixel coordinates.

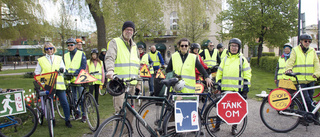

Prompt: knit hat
[122,21,135,32]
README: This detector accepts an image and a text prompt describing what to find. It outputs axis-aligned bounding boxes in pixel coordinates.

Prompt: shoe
[212,127,220,133]
[65,120,72,128]
[150,92,154,96]
[81,116,87,123]
[75,114,80,120]
[231,125,238,135]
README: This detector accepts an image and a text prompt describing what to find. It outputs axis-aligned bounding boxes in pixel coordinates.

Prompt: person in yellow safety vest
[86,48,105,105]
[76,38,83,51]
[274,44,293,87]
[215,38,252,135]
[285,34,320,125]
[166,38,213,93]
[105,21,141,127]
[34,42,72,128]
[149,45,165,72]
[138,45,155,96]
[199,41,221,68]
[64,38,87,122]
[217,43,228,60]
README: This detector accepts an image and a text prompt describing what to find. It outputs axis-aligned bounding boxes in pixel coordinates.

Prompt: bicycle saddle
[285,72,301,77]
[161,78,179,87]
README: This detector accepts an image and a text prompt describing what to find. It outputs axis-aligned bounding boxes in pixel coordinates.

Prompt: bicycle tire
[55,93,72,119]
[204,100,247,137]
[84,93,100,131]
[162,110,201,137]
[94,115,132,137]
[0,105,38,137]
[260,97,302,133]
[136,101,168,137]
[46,99,54,137]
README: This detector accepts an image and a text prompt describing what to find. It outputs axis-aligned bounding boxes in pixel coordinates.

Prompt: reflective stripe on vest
[140,53,154,74]
[87,60,103,85]
[64,50,83,83]
[149,51,160,66]
[38,56,66,90]
[114,37,139,85]
[292,46,316,82]
[172,52,196,93]
[220,54,249,91]
[204,49,218,68]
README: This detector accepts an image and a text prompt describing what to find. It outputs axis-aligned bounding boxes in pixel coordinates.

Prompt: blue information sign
[175,100,199,133]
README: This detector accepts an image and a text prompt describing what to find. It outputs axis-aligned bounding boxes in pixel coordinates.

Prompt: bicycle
[34,72,59,137]
[0,91,38,137]
[138,76,247,137]
[55,71,100,131]
[94,76,179,137]
[260,72,320,133]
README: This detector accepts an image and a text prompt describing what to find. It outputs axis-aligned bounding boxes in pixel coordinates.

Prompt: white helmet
[174,80,185,91]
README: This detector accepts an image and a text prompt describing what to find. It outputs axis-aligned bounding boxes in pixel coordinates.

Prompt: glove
[135,88,140,95]
[240,91,248,99]
[161,65,165,69]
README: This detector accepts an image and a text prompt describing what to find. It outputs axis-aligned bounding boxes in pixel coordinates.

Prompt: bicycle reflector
[106,78,125,96]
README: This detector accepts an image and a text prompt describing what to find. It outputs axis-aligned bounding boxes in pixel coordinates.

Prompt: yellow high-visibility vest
[149,51,161,66]
[64,50,83,83]
[292,46,316,82]
[140,53,154,74]
[87,60,103,85]
[204,49,218,68]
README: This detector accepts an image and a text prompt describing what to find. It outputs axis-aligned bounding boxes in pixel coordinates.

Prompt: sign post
[217,92,248,125]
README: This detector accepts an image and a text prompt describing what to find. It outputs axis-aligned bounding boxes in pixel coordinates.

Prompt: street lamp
[75,19,77,38]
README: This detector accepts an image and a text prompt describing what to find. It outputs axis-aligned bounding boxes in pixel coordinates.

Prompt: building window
[170,11,179,30]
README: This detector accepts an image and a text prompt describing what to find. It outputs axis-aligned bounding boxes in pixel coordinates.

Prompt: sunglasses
[45,47,54,51]
[304,40,312,43]
[209,45,214,47]
[180,45,188,48]
[67,44,75,47]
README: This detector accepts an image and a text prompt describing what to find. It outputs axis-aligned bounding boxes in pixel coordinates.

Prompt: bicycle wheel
[260,97,302,133]
[84,93,100,131]
[204,101,247,137]
[55,93,71,119]
[94,115,132,137]
[163,110,201,137]
[0,105,38,137]
[136,101,168,137]
[46,99,54,137]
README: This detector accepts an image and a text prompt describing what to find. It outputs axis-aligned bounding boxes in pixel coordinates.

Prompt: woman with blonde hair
[34,42,72,128]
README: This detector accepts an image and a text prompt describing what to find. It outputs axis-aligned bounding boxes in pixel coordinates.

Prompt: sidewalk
[2,65,36,70]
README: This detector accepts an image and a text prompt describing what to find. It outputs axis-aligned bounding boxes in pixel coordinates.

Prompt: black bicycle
[55,71,100,131]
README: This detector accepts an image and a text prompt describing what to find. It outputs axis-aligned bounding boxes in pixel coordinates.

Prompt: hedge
[250,56,278,73]
[262,52,275,56]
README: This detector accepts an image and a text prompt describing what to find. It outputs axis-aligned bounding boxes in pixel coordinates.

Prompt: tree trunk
[257,37,263,65]
[87,0,106,51]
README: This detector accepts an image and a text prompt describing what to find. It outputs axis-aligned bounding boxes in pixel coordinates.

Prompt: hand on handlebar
[205,78,213,88]
[285,69,292,74]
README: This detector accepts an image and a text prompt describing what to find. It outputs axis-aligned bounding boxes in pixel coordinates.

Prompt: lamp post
[75,19,77,38]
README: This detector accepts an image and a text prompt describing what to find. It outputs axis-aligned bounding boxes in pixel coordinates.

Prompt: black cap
[122,21,135,32]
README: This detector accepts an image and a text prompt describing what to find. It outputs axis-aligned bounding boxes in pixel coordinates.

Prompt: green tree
[0,0,44,41]
[216,0,298,64]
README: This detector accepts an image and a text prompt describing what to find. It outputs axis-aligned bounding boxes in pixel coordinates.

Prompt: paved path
[0,73,25,76]
[86,98,320,137]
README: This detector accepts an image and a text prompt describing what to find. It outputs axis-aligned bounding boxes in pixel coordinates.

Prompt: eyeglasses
[180,45,188,48]
[45,47,54,51]
[230,44,238,47]
[67,44,75,47]
[209,45,214,47]
[304,40,312,43]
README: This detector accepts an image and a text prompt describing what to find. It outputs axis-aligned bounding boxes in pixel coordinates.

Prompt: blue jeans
[51,90,70,121]
[149,74,154,93]
[71,86,85,116]
[298,82,315,111]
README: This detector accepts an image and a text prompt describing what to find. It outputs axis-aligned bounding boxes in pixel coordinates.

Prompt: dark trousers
[89,84,100,104]
[298,82,315,111]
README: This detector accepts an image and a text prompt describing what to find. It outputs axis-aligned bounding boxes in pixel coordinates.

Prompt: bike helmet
[91,48,99,54]
[217,43,223,49]
[106,78,125,96]
[283,44,293,49]
[174,80,185,91]
[101,48,107,52]
[66,38,77,44]
[76,38,82,43]
[190,43,200,53]
[137,45,144,49]
[299,34,312,41]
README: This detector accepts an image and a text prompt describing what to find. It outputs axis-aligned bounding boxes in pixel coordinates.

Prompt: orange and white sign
[140,64,151,78]
[195,83,204,93]
[268,88,292,111]
[156,69,166,79]
[74,70,97,84]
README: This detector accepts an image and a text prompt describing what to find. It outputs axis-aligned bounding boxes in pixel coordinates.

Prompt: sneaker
[212,127,220,133]
[81,116,87,123]
[75,114,80,120]
[231,125,238,135]
[65,120,72,128]
[150,92,154,96]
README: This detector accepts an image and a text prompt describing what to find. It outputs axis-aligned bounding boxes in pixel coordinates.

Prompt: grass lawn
[0,68,34,74]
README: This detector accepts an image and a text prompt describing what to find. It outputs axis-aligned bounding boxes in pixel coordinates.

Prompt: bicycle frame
[0,116,18,128]
[67,83,88,112]
[291,85,320,114]
[38,92,55,121]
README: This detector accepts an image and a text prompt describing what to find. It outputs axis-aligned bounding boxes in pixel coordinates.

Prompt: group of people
[275,34,320,125]
[34,38,105,128]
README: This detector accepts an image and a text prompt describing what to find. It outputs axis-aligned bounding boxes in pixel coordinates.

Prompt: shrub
[262,52,275,56]
[250,56,278,73]
[24,72,34,78]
